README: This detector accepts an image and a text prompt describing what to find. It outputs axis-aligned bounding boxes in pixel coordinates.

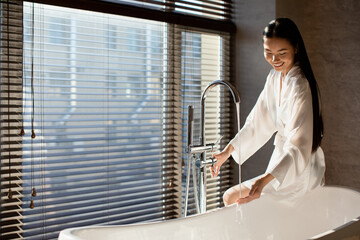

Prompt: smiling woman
[211,18,325,207]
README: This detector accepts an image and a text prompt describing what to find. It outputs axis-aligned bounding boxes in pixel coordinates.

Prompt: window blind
[20,3,170,239]
[0,1,24,239]
[104,0,232,21]
[0,1,234,239]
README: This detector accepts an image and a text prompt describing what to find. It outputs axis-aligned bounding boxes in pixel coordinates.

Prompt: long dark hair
[263,18,323,152]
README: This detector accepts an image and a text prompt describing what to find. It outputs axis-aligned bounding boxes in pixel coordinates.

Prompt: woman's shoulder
[265,69,280,85]
[286,65,309,92]
[267,68,279,79]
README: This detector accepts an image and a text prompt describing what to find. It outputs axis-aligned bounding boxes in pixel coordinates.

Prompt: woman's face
[263,37,296,76]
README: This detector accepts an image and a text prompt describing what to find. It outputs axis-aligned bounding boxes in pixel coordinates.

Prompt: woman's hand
[236,173,274,204]
[210,144,234,178]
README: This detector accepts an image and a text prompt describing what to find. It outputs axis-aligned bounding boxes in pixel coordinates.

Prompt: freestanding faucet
[184,80,240,216]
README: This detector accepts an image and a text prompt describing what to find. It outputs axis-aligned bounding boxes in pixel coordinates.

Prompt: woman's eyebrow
[265,48,288,52]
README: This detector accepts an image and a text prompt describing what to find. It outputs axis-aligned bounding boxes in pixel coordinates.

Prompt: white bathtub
[58,186,360,240]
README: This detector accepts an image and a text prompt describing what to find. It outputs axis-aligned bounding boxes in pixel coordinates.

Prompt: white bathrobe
[229,64,325,203]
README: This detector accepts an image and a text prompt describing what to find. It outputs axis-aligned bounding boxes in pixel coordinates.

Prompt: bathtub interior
[59,186,360,240]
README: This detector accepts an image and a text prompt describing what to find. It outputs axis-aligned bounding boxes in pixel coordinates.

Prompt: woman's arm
[236,173,274,204]
[229,73,277,165]
[211,73,277,177]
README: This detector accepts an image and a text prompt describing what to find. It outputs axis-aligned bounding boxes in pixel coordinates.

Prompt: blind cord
[30,2,36,209]
[7,0,13,200]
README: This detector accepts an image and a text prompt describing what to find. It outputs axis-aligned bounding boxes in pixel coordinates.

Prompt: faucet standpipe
[184,80,240,216]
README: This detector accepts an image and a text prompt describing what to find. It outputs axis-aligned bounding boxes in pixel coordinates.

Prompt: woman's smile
[273,62,284,68]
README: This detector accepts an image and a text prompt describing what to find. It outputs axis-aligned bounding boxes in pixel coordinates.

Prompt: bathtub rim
[309,216,360,239]
[307,185,360,239]
[58,185,360,240]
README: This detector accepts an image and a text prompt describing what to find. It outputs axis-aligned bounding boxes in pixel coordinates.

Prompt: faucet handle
[214,135,223,147]
[209,135,223,153]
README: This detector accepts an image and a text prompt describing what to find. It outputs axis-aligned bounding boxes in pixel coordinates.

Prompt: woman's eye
[279,52,286,56]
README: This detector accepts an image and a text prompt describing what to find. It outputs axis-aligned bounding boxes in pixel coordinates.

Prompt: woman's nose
[272,55,279,62]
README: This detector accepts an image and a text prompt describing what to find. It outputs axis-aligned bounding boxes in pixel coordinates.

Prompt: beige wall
[234,0,360,190]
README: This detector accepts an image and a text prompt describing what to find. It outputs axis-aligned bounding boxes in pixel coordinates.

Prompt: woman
[211,18,325,206]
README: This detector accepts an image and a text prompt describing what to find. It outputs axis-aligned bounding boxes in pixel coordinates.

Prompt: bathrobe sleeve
[267,77,313,188]
[229,73,277,165]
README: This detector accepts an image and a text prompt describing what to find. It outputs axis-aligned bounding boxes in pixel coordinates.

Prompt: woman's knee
[222,188,232,206]
[223,185,250,206]
[223,186,239,206]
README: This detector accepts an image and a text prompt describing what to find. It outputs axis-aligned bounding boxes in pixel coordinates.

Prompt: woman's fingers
[237,174,273,204]
[249,183,258,196]
[210,153,221,178]
[236,195,253,204]
[237,183,261,204]
[210,166,215,178]
[249,178,264,196]
[236,192,260,205]
[210,165,219,178]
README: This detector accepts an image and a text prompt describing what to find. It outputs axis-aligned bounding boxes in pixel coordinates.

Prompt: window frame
[30,0,236,33]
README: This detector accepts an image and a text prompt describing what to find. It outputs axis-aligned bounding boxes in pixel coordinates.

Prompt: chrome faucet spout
[184,80,240,216]
[201,80,240,105]
[198,80,240,213]
[200,80,240,145]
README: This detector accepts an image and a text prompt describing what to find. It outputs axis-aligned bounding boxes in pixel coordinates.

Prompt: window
[21,5,167,239]
[0,1,234,239]
[105,24,117,49]
[49,17,71,45]
[126,27,145,52]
